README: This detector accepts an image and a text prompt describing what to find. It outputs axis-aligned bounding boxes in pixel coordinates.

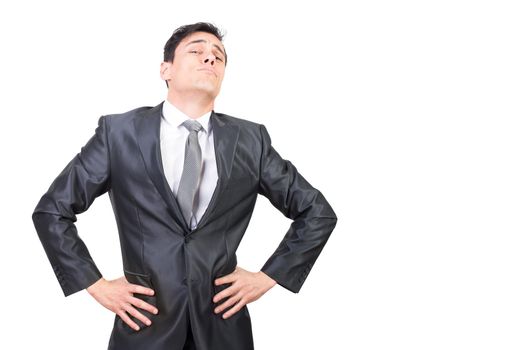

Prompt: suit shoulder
[99,105,163,132]
[103,106,154,122]
[213,112,262,130]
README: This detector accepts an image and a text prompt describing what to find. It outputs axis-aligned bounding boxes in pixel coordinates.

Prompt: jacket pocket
[124,270,154,290]
[122,270,157,331]
[213,255,237,296]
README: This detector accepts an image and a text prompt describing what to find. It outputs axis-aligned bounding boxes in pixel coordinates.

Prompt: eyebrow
[184,39,226,57]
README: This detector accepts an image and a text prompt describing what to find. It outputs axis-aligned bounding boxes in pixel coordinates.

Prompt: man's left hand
[213,266,277,319]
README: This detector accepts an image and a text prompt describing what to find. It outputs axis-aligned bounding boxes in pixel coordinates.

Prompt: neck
[166,91,215,119]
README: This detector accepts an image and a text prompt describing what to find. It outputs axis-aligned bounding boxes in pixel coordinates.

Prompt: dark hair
[163,22,227,64]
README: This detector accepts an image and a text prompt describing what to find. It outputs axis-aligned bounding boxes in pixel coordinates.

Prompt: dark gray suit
[32,102,337,350]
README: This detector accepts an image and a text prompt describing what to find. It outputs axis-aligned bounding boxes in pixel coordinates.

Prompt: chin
[194,83,221,97]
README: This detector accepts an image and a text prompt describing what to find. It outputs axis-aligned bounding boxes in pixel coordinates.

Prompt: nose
[203,53,216,66]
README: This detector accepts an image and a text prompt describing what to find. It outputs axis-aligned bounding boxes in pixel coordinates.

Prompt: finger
[117,310,140,331]
[214,293,242,314]
[215,272,237,286]
[222,299,246,319]
[129,296,158,315]
[123,304,152,327]
[129,283,155,296]
[213,284,238,303]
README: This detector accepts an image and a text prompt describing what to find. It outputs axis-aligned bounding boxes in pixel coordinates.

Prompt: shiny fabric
[177,119,204,228]
[32,102,337,350]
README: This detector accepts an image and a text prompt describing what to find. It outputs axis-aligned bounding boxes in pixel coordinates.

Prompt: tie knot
[182,120,203,133]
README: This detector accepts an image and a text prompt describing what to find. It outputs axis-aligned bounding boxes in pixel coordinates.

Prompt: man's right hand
[86,277,158,331]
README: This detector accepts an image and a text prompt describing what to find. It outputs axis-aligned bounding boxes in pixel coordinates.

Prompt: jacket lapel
[134,102,187,234]
[134,105,239,235]
[194,112,239,231]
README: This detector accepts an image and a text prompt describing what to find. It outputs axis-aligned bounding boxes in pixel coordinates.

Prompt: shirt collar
[162,99,212,133]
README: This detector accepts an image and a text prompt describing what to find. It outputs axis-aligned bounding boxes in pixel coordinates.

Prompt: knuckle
[114,305,124,313]
[128,307,139,317]
[125,304,135,313]
[144,304,154,313]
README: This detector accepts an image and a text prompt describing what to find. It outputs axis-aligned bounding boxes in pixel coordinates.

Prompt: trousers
[183,311,197,350]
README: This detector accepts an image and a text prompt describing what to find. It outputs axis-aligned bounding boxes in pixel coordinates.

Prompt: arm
[33,117,158,331]
[32,116,157,331]
[32,116,111,297]
[213,124,337,318]
[257,124,337,293]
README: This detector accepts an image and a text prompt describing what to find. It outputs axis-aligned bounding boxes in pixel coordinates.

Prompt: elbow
[32,199,45,226]
[325,200,337,223]
[328,213,337,232]
[31,208,49,236]
[31,195,60,233]
[325,205,337,232]
[330,206,338,222]
[331,213,338,226]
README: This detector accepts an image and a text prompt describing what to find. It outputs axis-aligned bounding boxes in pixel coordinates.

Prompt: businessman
[32,22,337,350]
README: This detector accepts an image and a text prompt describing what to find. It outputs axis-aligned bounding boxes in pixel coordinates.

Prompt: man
[32,22,337,350]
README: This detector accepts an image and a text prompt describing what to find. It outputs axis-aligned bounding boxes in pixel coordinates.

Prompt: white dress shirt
[160,100,218,230]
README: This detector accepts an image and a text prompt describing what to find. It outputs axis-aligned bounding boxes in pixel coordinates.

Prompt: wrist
[258,271,277,287]
[86,277,105,295]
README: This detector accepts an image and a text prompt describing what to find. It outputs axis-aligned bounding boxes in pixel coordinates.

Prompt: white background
[1,0,523,349]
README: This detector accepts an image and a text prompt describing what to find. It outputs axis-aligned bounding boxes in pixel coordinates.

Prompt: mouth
[197,68,217,77]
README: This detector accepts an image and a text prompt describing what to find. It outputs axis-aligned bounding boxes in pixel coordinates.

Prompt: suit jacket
[32,102,337,350]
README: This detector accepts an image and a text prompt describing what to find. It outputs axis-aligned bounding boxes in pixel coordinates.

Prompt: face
[161,31,226,99]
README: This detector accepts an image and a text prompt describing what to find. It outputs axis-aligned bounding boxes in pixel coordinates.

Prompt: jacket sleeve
[258,124,337,293]
[32,116,111,297]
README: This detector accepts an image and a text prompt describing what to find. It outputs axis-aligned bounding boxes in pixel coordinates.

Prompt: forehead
[178,31,225,51]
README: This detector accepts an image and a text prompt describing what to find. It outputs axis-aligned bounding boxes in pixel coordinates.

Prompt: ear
[160,61,172,82]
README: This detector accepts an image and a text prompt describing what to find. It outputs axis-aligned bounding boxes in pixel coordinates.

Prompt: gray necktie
[177,120,203,229]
